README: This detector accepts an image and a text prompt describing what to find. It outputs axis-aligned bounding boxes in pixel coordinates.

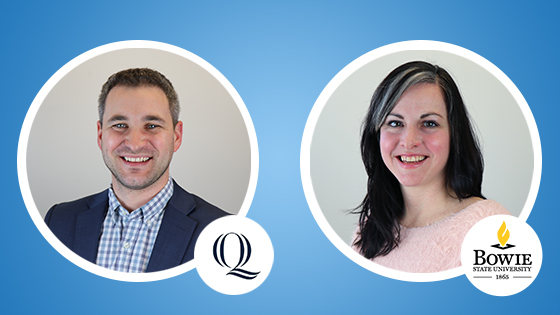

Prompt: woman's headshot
[301,41,539,281]
[352,61,510,272]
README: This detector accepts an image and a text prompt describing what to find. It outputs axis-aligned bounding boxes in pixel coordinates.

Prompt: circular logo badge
[461,215,542,296]
[194,216,274,295]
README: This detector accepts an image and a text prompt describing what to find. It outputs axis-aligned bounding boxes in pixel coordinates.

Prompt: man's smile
[122,156,151,163]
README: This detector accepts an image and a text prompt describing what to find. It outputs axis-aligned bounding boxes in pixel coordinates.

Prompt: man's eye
[114,123,127,129]
[146,124,159,129]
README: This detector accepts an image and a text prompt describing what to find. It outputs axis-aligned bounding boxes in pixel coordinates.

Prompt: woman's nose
[401,126,421,149]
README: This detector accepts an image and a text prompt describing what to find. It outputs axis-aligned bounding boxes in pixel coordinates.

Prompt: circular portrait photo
[18,41,258,282]
[301,41,541,282]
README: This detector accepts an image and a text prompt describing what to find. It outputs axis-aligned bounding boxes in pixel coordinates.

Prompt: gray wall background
[28,48,252,216]
[310,50,534,245]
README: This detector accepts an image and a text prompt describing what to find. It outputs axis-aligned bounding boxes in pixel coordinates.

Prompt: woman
[352,61,510,273]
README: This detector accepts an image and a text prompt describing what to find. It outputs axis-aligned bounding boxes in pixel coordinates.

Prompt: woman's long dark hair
[353,61,485,259]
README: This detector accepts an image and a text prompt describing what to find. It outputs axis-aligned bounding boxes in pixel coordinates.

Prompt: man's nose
[401,126,421,149]
[125,127,146,150]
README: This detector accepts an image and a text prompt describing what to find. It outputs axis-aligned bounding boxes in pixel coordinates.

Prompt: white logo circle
[195,216,274,295]
[461,215,542,296]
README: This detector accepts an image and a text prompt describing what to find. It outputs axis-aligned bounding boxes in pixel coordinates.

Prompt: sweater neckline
[400,199,489,230]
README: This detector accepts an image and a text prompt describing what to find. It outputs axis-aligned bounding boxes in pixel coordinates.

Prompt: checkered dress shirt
[96,178,173,273]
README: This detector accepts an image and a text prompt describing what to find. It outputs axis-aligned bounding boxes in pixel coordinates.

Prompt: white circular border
[300,40,542,282]
[17,40,259,282]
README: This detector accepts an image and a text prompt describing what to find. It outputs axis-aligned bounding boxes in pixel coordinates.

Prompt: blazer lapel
[146,182,198,272]
[74,193,108,263]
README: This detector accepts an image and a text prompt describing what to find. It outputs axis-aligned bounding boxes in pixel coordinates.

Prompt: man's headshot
[97,69,182,202]
[22,43,256,279]
[45,68,229,273]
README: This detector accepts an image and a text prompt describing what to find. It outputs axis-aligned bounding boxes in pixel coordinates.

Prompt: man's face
[97,85,183,191]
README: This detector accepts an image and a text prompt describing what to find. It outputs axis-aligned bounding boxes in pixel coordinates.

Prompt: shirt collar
[107,178,174,228]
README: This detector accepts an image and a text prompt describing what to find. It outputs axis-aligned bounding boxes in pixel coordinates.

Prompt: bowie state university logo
[213,232,260,279]
[472,221,532,274]
[461,215,542,296]
[195,216,274,295]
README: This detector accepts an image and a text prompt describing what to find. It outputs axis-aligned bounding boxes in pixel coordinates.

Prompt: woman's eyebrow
[387,113,403,119]
[420,112,444,119]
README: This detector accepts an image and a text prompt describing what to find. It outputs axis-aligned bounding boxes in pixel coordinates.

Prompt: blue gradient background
[3,1,558,313]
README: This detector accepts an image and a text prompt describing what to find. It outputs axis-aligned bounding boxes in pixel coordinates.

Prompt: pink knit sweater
[353,200,511,273]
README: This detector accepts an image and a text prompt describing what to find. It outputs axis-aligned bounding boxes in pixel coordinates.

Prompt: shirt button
[124,242,130,249]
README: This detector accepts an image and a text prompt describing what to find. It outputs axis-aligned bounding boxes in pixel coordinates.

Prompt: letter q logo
[195,216,274,295]
[213,232,260,279]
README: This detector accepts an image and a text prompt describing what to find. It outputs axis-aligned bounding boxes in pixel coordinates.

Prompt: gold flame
[497,221,510,247]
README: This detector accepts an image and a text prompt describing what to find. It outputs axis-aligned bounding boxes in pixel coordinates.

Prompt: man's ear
[97,121,103,150]
[173,121,183,152]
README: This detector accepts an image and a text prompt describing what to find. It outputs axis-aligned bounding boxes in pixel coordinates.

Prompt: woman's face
[379,83,450,189]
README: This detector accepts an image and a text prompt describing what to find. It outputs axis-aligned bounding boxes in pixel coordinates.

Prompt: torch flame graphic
[497,221,510,247]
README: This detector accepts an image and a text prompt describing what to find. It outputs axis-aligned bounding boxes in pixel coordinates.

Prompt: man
[45,68,229,273]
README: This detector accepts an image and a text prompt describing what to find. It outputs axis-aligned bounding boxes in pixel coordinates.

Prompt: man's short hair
[98,68,180,126]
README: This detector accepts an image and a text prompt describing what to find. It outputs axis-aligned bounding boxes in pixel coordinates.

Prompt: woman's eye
[423,121,439,128]
[387,120,403,127]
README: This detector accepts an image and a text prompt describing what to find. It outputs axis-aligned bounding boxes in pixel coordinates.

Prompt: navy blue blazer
[45,181,229,272]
